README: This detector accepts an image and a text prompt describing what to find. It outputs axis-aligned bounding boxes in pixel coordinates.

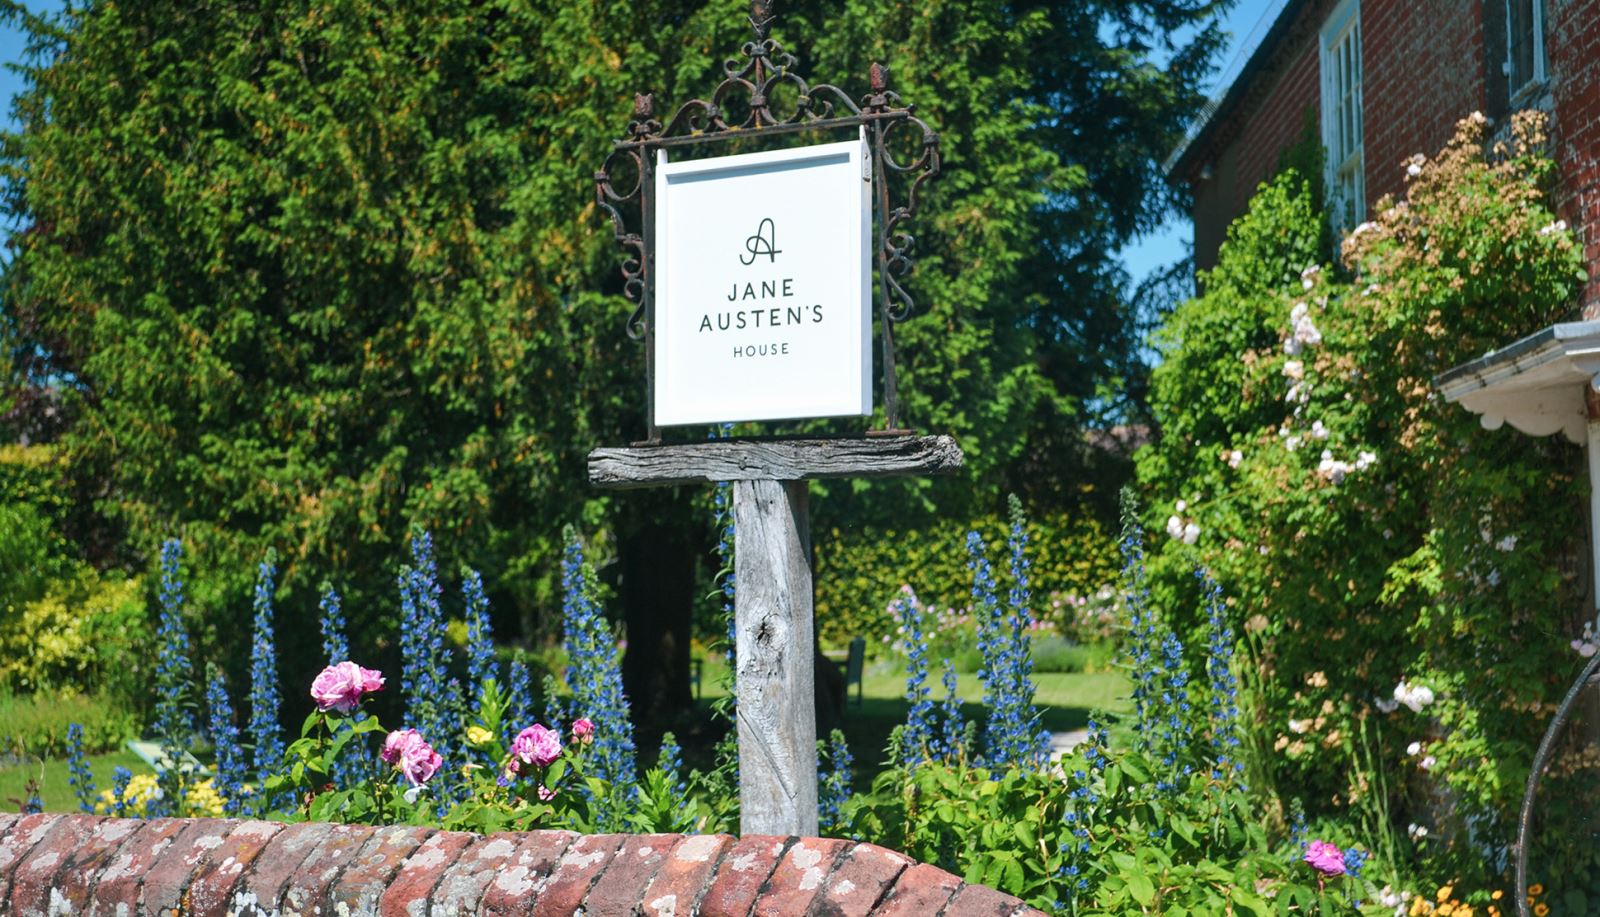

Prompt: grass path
[0,749,152,814]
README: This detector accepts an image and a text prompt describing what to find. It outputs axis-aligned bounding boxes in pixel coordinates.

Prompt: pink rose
[571,718,595,744]
[1303,840,1346,877]
[537,784,557,801]
[382,729,442,787]
[310,661,385,713]
[512,724,563,768]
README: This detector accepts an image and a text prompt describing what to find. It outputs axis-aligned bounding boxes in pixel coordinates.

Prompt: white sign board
[654,138,872,426]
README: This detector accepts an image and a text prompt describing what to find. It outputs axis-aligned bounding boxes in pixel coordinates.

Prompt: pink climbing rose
[1303,840,1347,877]
[512,724,563,768]
[571,718,595,744]
[310,661,385,713]
[382,729,443,787]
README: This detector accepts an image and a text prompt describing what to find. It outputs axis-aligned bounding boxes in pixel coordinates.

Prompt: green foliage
[843,742,1366,914]
[0,444,151,698]
[0,0,1228,670]
[814,512,1119,646]
[1137,111,1590,893]
[0,690,140,758]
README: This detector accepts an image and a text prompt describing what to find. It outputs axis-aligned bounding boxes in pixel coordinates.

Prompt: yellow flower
[1491,891,1503,901]
[1534,904,1549,917]
[185,778,225,818]
[1438,904,1455,916]
[466,725,494,747]
[1438,886,1454,903]
[1528,885,1544,897]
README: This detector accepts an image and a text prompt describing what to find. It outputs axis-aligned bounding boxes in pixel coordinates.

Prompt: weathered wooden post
[587,0,953,837]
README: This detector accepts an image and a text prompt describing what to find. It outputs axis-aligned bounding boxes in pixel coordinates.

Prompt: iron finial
[634,92,655,118]
[750,0,776,40]
[870,62,889,92]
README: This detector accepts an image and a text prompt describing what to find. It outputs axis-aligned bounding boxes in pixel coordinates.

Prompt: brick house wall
[1360,0,1486,205]
[0,813,1045,917]
[1549,0,1600,315]
[1173,0,1600,315]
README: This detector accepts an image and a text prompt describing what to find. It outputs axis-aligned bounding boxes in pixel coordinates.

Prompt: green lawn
[698,653,1129,783]
[0,750,153,814]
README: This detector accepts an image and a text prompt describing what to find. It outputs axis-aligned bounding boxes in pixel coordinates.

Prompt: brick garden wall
[0,813,1044,917]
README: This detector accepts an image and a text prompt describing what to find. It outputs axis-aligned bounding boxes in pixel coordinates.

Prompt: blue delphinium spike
[409,531,449,740]
[938,660,964,762]
[818,729,854,835]
[1197,566,1244,780]
[319,583,348,665]
[398,564,421,729]
[561,530,637,828]
[463,567,496,698]
[110,766,132,817]
[506,659,534,739]
[247,552,284,811]
[1117,493,1158,751]
[1005,496,1049,769]
[896,586,935,763]
[541,673,565,736]
[154,539,197,749]
[66,722,95,813]
[206,668,246,817]
[657,731,686,796]
[967,531,1005,764]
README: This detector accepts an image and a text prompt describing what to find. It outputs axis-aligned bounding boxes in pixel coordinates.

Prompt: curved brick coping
[0,813,1045,917]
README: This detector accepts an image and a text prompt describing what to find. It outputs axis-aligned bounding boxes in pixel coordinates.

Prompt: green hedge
[813,511,1120,647]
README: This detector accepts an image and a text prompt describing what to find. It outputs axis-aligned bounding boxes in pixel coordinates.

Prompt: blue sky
[0,0,1283,290]
[1119,0,1287,288]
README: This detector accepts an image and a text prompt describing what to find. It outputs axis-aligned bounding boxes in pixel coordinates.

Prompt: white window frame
[1504,0,1547,106]
[1319,0,1364,233]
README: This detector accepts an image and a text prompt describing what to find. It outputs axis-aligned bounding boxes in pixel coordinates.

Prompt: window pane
[1509,0,1536,90]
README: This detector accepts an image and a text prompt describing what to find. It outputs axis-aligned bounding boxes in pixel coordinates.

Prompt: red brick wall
[1361,0,1487,205]
[1549,0,1600,317]
[0,813,1045,917]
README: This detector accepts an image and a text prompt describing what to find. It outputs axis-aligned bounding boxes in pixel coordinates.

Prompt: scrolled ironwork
[592,0,941,435]
[1514,648,1600,917]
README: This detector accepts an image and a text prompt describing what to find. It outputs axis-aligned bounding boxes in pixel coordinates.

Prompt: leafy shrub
[815,511,1119,646]
[0,690,140,758]
[1137,110,1589,897]
[847,509,1376,914]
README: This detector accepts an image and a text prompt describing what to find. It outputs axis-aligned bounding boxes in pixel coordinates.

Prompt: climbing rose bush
[1137,109,1592,899]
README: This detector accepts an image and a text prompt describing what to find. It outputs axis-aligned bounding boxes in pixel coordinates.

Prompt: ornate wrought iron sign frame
[593,0,940,442]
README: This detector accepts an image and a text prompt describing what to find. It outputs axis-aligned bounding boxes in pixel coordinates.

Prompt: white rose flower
[1182,522,1201,545]
[1406,741,1422,756]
